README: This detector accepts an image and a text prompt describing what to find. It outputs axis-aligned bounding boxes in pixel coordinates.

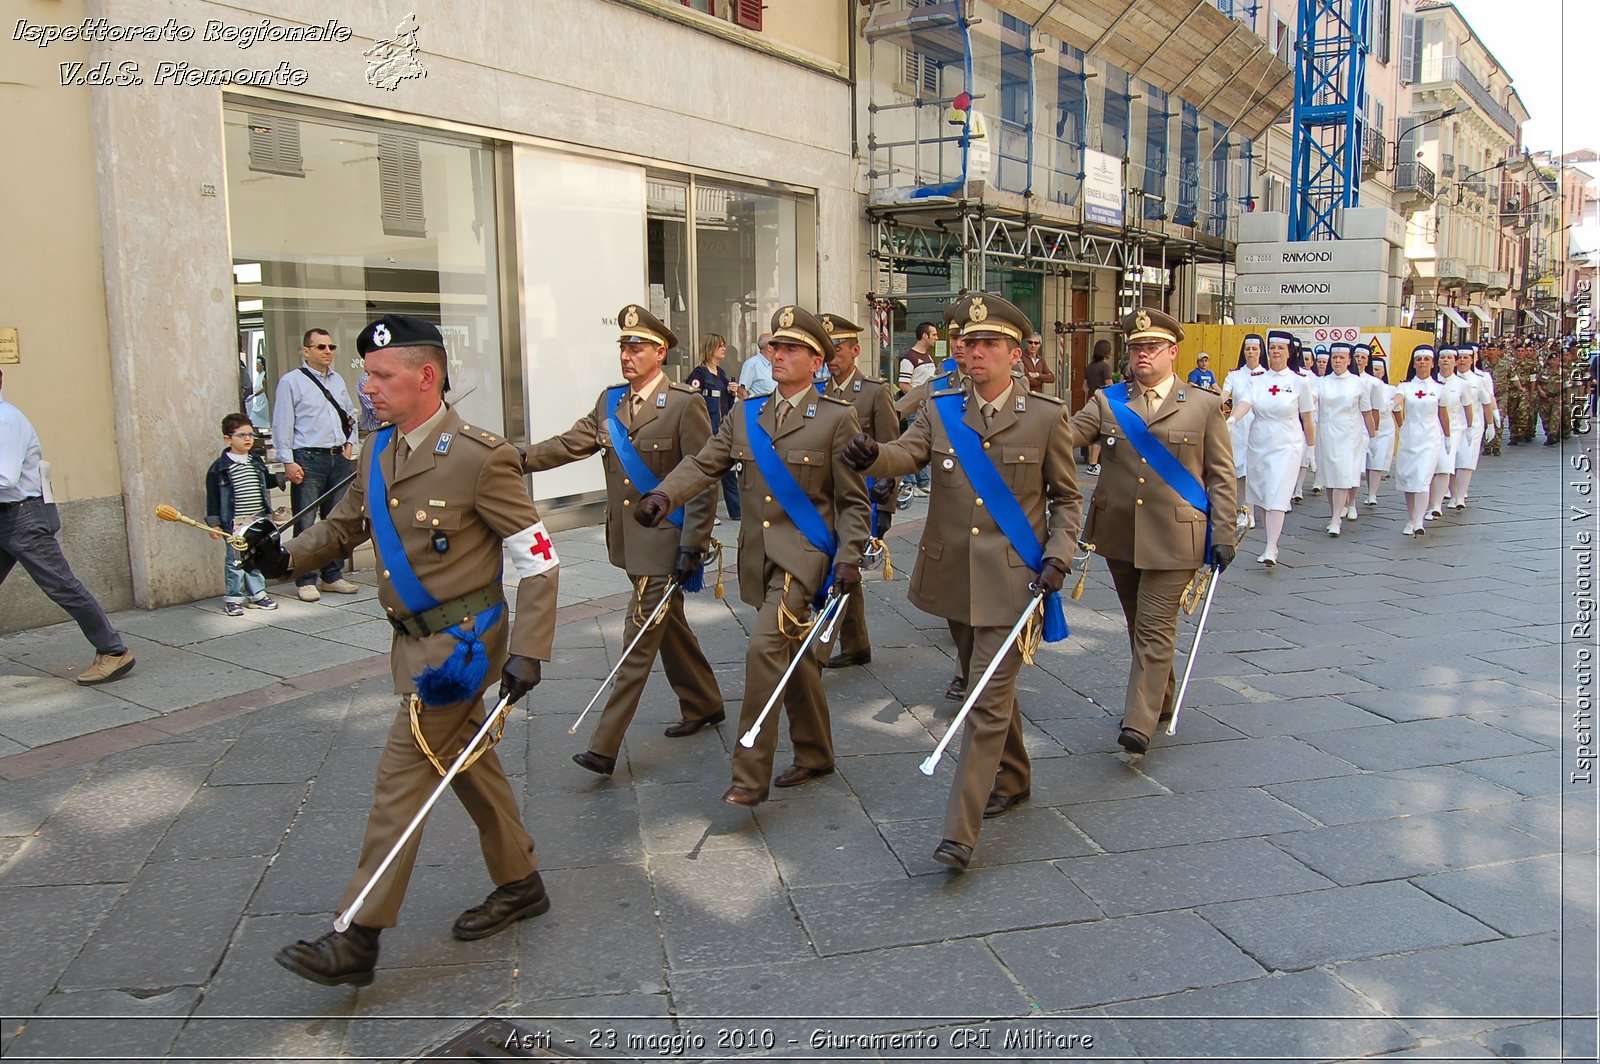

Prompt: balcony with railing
[1437,257,1468,284]
[1466,264,1490,291]
[1488,270,1510,294]
[1414,57,1520,139]
[1363,123,1386,175]
[1395,160,1436,200]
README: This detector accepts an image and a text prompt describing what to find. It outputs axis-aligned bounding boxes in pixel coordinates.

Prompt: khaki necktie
[395,435,410,465]
[774,398,790,428]
[1144,388,1160,418]
[629,393,644,425]
[982,403,996,428]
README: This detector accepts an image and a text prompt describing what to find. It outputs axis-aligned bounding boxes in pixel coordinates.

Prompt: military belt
[388,585,505,638]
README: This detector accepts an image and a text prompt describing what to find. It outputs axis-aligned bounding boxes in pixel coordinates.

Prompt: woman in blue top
[685,333,740,521]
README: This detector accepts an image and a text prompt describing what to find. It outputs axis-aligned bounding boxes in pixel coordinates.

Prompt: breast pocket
[730,445,755,492]
[635,432,675,475]
[1001,445,1041,490]
[933,446,962,488]
[785,447,826,491]
[1166,428,1200,460]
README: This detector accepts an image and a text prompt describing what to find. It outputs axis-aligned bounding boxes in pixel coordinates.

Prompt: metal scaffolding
[1288,0,1371,240]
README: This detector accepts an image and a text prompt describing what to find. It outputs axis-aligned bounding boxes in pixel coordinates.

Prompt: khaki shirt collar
[401,401,450,453]
[629,371,667,404]
[975,380,1015,416]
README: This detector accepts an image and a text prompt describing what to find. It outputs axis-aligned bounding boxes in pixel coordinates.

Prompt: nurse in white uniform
[1450,344,1492,507]
[1429,347,1473,519]
[1314,343,1374,536]
[1360,352,1398,506]
[1294,343,1322,502]
[1224,334,1265,527]
[1392,346,1450,536]
[1230,330,1315,565]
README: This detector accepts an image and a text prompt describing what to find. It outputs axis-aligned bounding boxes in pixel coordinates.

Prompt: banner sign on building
[1083,148,1124,228]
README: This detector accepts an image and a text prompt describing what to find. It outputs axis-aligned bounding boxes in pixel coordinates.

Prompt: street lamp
[1391,106,1461,169]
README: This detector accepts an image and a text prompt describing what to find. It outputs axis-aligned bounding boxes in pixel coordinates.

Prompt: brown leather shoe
[773,764,834,788]
[452,871,549,941]
[983,788,1031,819]
[664,709,725,738]
[932,839,973,870]
[944,675,967,702]
[572,751,616,776]
[274,925,380,987]
[721,784,768,807]
[76,650,135,686]
[1117,727,1150,755]
[824,650,871,669]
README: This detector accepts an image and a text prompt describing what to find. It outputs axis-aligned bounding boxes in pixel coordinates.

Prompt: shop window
[379,134,425,238]
[247,114,303,178]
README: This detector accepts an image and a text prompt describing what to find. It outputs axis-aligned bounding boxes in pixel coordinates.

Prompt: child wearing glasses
[205,412,285,615]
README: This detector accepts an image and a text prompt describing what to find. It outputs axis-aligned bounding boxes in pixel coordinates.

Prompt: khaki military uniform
[289,404,557,928]
[655,391,870,792]
[823,370,900,660]
[867,382,1080,851]
[894,368,966,419]
[522,376,722,757]
[1066,377,1236,741]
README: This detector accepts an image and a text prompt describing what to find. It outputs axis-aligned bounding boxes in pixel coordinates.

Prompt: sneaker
[76,650,135,686]
[248,595,278,611]
[913,486,931,497]
[1345,506,1358,520]
[297,585,322,602]
[713,517,723,526]
[1365,496,1378,505]
[224,602,246,617]
[320,579,360,594]
[1085,463,1101,476]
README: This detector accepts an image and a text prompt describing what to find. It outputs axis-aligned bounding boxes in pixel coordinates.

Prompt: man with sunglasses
[272,327,360,600]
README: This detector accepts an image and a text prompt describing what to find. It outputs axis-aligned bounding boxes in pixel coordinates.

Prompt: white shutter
[379,134,425,238]
[1399,14,1418,82]
[247,114,303,178]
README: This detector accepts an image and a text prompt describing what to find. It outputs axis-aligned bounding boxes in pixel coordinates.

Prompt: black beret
[357,314,446,357]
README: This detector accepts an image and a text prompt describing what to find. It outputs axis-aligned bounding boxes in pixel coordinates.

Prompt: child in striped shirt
[205,412,284,616]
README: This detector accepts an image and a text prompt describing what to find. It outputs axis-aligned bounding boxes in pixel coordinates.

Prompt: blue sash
[605,387,683,530]
[1102,383,1214,565]
[929,394,1068,642]
[745,395,838,606]
[368,426,505,705]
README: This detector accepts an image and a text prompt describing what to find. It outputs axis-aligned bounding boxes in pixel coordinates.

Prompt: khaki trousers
[732,568,835,792]
[339,692,536,929]
[942,621,1030,849]
[816,584,872,661]
[587,575,723,758]
[1106,560,1191,739]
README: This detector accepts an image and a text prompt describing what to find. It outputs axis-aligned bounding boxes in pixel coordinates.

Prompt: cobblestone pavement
[0,440,1594,1062]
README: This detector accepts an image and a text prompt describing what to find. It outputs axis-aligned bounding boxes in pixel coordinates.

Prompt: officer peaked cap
[617,304,678,350]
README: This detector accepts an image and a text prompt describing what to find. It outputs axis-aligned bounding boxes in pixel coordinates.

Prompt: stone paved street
[0,440,1594,1062]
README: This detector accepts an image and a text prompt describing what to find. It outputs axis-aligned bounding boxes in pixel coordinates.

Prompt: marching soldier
[520,304,724,776]
[244,315,557,987]
[636,305,870,807]
[1064,309,1236,755]
[1537,350,1571,445]
[1503,346,1535,444]
[818,311,900,669]
[845,293,1080,871]
[1483,346,1506,456]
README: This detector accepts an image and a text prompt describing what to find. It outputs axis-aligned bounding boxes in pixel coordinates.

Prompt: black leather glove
[239,518,292,579]
[1033,556,1070,595]
[672,548,702,584]
[869,477,895,506]
[872,509,893,538]
[842,432,879,471]
[1211,544,1235,572]
[831,561,862,598]
[497,655,542,706]
[633,490,672,528]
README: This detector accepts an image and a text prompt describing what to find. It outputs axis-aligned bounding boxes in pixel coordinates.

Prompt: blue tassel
[681,562,704,594]
[1042,592,1069,643]
[412,605,502,706]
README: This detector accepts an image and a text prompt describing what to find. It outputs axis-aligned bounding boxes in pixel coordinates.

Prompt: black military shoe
[274,925,380,987]
[664,709,725,738]
[452,871,550,941]
[572,750,616,776]
[983,788,1031,819]
[1117,727,1150,755]
[944,675,966,702]
[825,650,872,669]
[932,839,973,871]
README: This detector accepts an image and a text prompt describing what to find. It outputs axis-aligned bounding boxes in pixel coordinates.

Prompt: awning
[1467,305,1494,324]
[1441,307,1470,328]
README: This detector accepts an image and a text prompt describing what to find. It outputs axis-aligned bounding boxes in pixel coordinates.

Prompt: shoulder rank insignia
[1015,395,1026,411]
[435,432,453,454]
[853,379,862,392]
[1176,390,1187,402]
[656,392,667,408]
[804,403,817,419]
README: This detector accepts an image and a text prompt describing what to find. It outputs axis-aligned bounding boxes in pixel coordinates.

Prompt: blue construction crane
[1288,0,1370,240]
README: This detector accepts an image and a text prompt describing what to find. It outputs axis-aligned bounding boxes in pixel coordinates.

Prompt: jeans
[0,497,125,654]
[899,411,931,489]
[224,542,267,603]
[722,469,741,520]
[291,449,355,587]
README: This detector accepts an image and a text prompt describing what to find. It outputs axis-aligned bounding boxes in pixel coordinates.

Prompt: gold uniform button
[802,456,810,463]
[1138,477,1147,484]
[975,498,984,507]
[971,527,980,536]
[385,606,395,614]
[431,519,440,527]
[390,499,399,508]
[462,424,471,431]
[762,520,771,528]
[382,569,391,579]
[623,478,630,485]
[1136,499,1144,506]
[764,495,773,503]
[622,499,631,507]
[982,441,992,450]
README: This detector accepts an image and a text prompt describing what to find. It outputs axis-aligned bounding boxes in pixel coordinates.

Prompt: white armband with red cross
[506,520,559,578]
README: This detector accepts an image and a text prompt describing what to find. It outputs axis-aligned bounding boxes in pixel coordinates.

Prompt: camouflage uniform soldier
[1502,348,1535,444]
[1537,352,1570,445]
[1482,348,1505,456]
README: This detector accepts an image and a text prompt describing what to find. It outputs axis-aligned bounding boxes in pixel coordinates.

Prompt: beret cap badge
[373,323,391,347]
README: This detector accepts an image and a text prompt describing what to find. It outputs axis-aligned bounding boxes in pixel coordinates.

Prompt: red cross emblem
[1268,385,1282,395]
[529,531,555,561]
[1415,389,1427,399]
